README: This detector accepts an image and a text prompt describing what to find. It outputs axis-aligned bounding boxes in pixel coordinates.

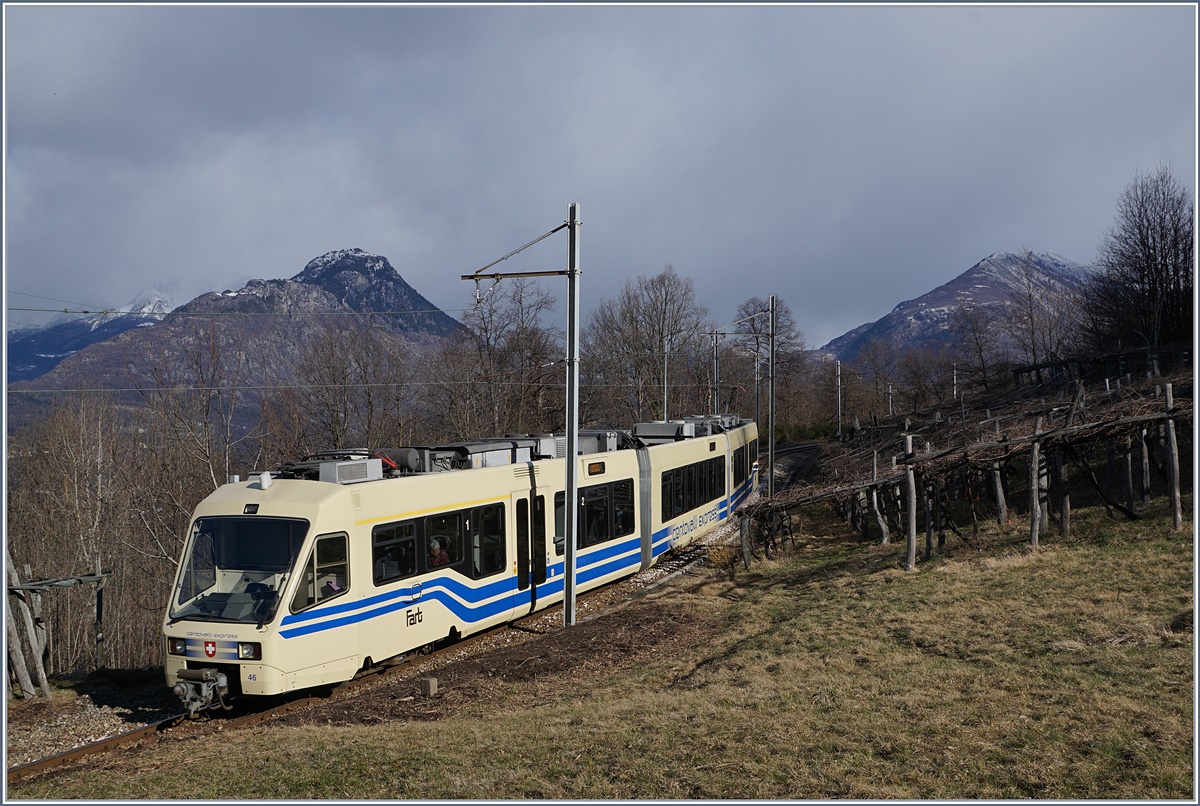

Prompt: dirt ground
[6,569,722,772]
[268,590,715,728]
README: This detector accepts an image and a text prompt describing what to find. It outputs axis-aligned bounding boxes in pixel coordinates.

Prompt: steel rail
[5,578,631,785]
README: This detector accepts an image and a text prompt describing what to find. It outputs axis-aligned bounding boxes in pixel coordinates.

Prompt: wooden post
[872,452,890,545]
[1057,446,1070,538]
[94,556,106,671]
[6,607,36,699]
[905,435,917,571]
[6,549,51,698]
[872,486,889,544]
[936,478,947,551]
[1123,435,1135,512]
[856,491,870,539]
[1140,426,1152,504]
[924,478,934,561]
[23,565,48,666]
[1038,436,1050,533]
[739,511,752,570]
[1165,384,1182,530]
[992,460,1007,526]
[1030,416,1042,548]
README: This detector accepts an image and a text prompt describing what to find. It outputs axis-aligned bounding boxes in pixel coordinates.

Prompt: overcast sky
[4,3,1195,349]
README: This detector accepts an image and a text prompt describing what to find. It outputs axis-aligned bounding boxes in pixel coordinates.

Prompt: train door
[513,494,549,616]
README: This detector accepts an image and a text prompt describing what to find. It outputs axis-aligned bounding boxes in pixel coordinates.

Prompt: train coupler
[173,668,232,716]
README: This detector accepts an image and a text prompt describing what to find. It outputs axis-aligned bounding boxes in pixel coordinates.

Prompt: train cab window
[372,521,417,586]
[469,503,506,579]
[425,512,464,571]
[290,533,349,613]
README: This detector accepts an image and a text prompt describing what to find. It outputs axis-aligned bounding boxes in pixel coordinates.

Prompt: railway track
[8,462,803,787]
[5,620,515,785]
[5,571,664,786]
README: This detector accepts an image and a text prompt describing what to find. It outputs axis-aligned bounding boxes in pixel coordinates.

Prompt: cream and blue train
[163,415,758,714]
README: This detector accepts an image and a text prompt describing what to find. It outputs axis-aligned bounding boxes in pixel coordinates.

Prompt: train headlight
[237,642,262,661]
[167,637,187,656]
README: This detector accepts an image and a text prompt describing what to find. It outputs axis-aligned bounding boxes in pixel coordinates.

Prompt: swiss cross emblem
[204,641,216,658]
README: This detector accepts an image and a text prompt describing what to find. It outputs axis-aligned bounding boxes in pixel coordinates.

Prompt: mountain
[818,251,1093,362]
[292,248,461,338]
[6,289,173,383]
[6,249,466,433]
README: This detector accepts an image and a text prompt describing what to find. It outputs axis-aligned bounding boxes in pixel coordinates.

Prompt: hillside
[819,251,1093,362]
[9,499,1192,799]
[5,289,173,383]
[6,249,464,432]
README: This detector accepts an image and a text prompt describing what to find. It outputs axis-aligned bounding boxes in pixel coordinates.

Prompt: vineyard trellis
[741,373,1192,571]
[6,551,111,700]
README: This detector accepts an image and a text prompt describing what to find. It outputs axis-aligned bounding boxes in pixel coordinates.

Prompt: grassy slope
[11,500,1193,800]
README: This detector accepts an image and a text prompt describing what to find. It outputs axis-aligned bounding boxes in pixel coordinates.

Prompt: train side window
[553,494,565,556]
[372,521,417,586]
[613,479,635,537]
[469,503,506,578]
[660,472,672,522]
[425,512,464,571]
[290,533,349,613]
[581,486,610,547]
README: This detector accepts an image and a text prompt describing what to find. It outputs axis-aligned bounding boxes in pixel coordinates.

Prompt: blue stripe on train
[279,477,755,639]
[279,543,646,639]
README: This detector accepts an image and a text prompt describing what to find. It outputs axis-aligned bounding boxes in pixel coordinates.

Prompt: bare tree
[950,293,1007,393]
[894,344,954,413]
[853,336,901,416]
[722,296,808,420]
[581,264,711,425]
[135,320,265,491]
[5,392,158,672]
[1084,165,1194,356]
[285,317,415,450]
[421,278,563,441]
[1002,249,1078,383]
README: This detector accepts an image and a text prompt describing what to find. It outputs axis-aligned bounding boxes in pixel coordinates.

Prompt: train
[162,414,759,714]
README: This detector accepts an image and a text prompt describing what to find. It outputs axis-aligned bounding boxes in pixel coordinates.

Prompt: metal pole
[711,332,719,415]
[836,360,842,438]
[768,294,776,499]
[754,348,761,425]
[662,334,668,421]
[563,203,581,626]
[457,206,581,625]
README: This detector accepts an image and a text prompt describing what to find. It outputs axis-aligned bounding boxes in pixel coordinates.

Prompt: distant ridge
[6,249,467,433]
[817,251,1093,362]
[6,289,173,383]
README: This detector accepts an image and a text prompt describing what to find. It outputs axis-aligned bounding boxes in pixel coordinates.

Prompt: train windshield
[169,517,309,624]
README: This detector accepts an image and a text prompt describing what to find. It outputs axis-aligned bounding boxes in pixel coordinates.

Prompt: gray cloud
[5,5,1194,347]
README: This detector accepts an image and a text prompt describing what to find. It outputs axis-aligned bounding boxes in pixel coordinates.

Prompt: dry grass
[10,500,1193,800]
